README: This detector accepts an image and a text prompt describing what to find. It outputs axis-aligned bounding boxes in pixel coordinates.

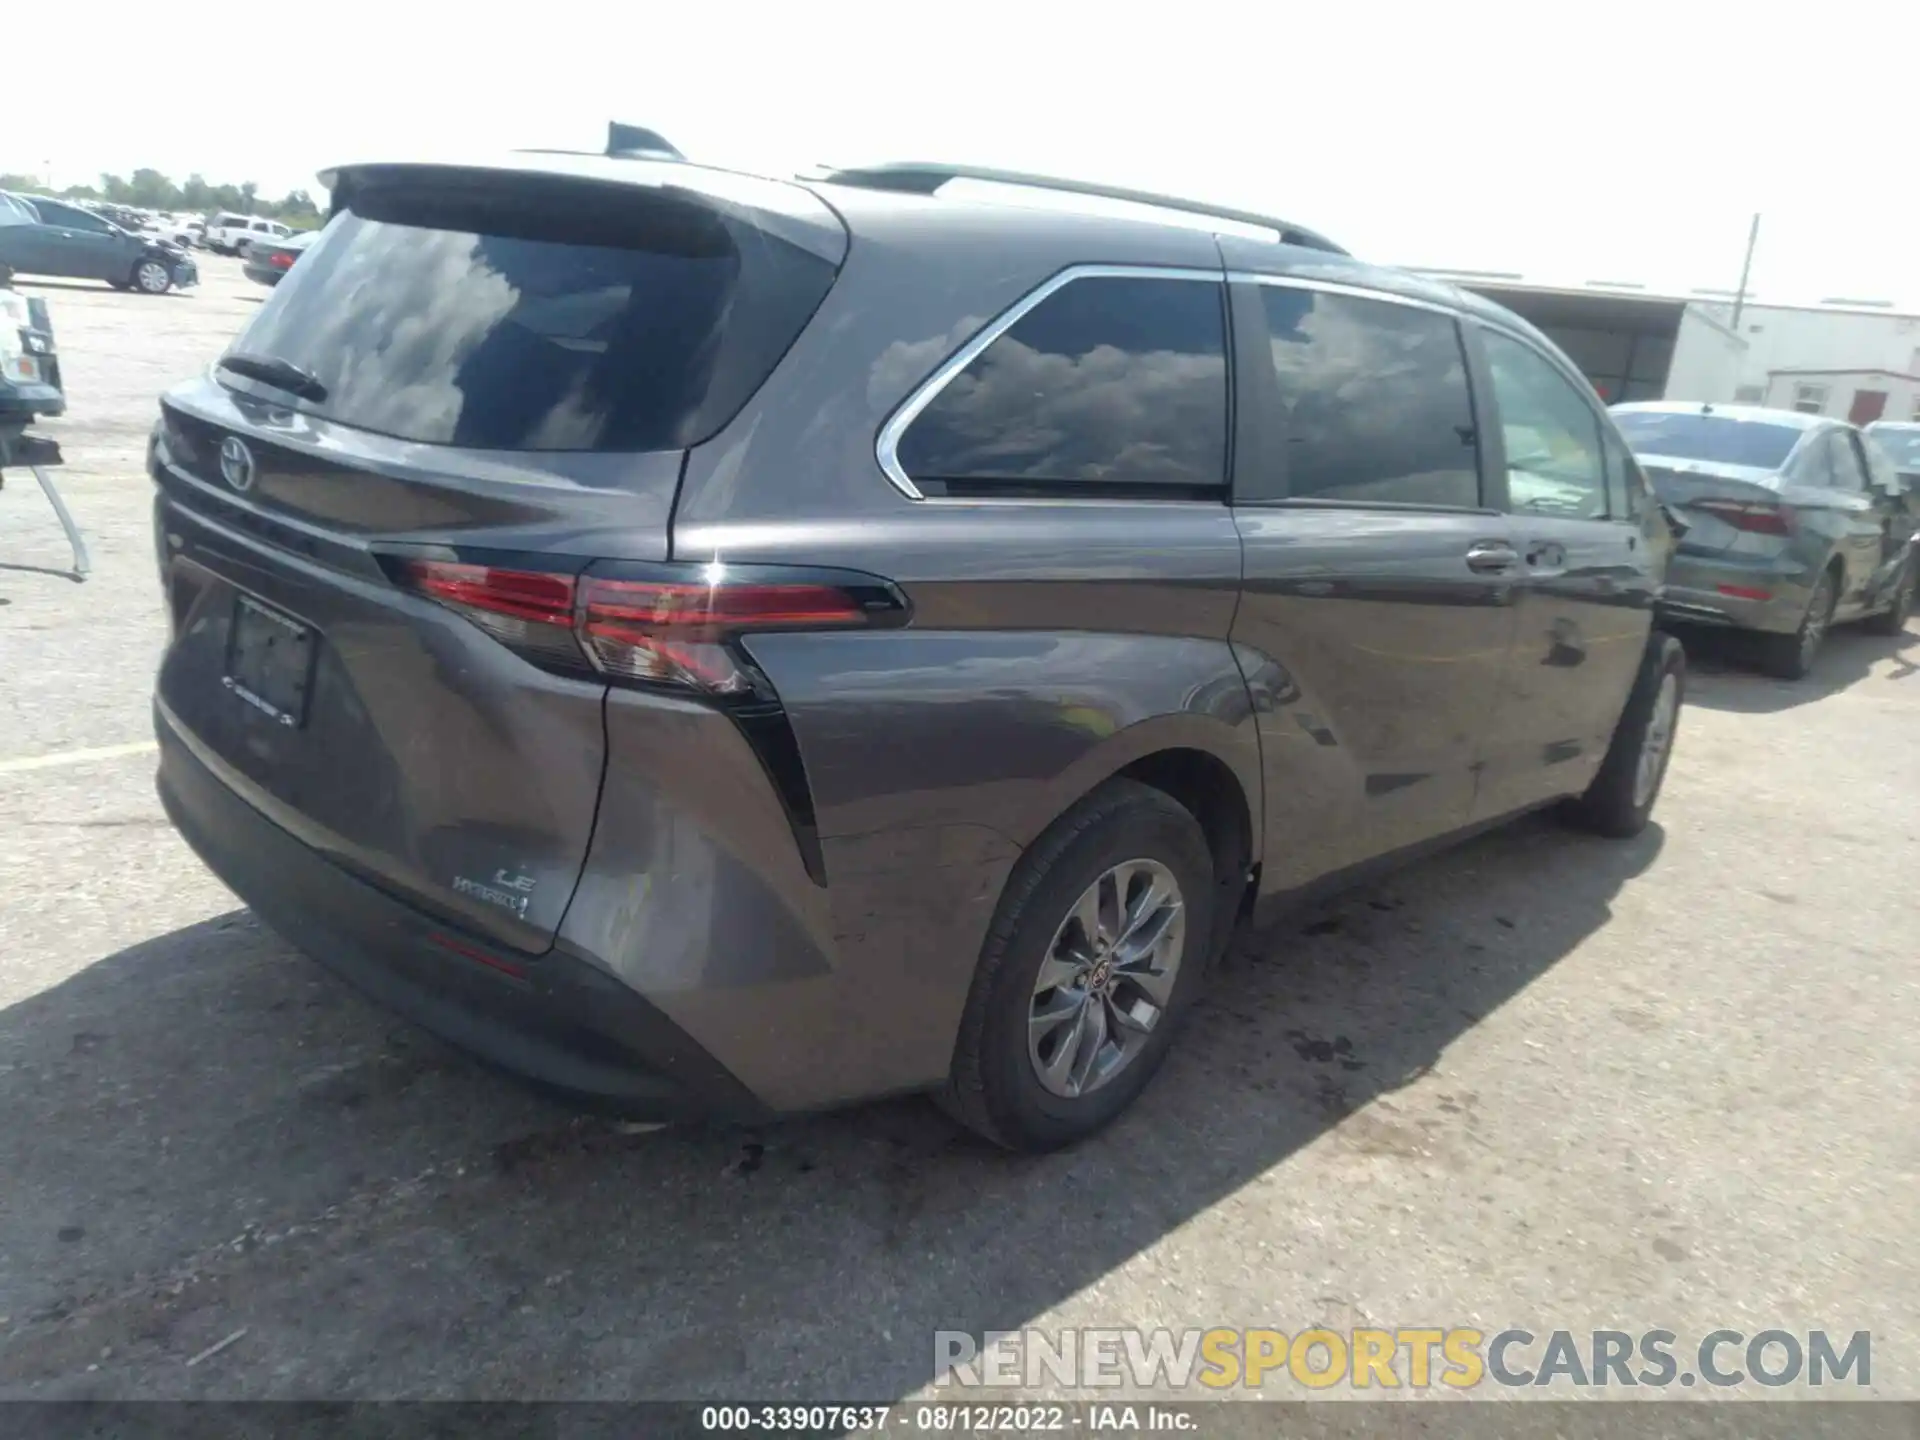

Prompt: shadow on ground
[1674,622,1917,713]
[0,816,1662,1400]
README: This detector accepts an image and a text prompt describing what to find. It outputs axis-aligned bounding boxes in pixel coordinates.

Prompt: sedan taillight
[1688,499,1794,535]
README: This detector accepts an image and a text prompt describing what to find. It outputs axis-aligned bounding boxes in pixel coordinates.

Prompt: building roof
[1408,270,1920,322]
[1765,367,1920,381]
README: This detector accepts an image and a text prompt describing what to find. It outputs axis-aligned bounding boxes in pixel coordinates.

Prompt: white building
[1759,367,1920,424]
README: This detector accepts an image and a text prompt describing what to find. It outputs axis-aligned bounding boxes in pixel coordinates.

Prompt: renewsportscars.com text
[935,1327,1871,1391]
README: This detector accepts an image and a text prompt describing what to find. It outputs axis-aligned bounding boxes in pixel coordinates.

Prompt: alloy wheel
[1799,574,1834,669]
[135,261,170,294]
[1632,671,1679,810]
[1027,859,1186,1099]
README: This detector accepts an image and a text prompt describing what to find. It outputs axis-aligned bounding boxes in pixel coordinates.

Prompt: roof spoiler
[606,123,684,161]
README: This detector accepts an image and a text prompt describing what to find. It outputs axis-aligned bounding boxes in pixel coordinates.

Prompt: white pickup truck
[204,213,292,256]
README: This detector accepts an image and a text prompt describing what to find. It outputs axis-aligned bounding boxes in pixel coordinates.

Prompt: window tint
[1826,431,1867,491]
[1241,287,1479,507]
[36,200,92,229]
[226,179,837,452]
[894,275,1227,491]
[1483,330,1607,519]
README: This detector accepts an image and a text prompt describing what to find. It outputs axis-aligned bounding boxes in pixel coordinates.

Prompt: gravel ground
[0,257,1915,1411]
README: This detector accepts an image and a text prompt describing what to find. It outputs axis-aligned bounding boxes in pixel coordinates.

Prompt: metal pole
[29,465,91,578]
[1730,213,1761,332]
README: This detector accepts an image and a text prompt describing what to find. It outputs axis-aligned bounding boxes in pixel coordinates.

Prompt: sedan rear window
[1610,410,1801,469]
[220,176,836,452]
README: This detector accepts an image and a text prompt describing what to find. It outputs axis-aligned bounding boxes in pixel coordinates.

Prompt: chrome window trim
[875,263,1225,501]
[1225,270,1463,318]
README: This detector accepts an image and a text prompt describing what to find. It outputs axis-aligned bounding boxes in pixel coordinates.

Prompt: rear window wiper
[217,351,329,403]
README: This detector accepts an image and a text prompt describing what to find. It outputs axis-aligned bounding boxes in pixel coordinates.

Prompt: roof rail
[811,161,1347,255]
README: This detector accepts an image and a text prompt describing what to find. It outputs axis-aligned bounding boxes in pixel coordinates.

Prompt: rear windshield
[222,176,837,452]
[1868,425,1920,469]
[1610,410,1801,469]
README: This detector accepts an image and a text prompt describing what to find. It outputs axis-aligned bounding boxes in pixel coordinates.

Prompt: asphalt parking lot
[0,256,1916,1408]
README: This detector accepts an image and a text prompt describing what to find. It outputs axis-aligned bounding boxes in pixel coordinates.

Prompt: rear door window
[893,274,1228,495]
[1482,330,1608,519]
[222,177,838,452]
[1237,285,1480,507]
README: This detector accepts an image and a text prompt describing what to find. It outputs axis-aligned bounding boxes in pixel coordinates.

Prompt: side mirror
[1658,501,1690,540]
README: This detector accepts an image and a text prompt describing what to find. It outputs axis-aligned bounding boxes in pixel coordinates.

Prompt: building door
[1849,389,1889,425]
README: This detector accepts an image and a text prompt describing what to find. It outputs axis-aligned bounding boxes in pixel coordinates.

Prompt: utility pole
[1729,213,1761,331]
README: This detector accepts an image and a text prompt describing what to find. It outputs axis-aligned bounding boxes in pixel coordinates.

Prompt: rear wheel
[1756,567,1836,679]
[132,258,172,295]
[1563,632,1685,839]
[940,780,1214,1152]
[1862,554,1913,637]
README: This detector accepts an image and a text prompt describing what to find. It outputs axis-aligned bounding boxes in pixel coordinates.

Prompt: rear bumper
[0,376,65,422]
[154,698,768,1122]
[1658,551,1815,635]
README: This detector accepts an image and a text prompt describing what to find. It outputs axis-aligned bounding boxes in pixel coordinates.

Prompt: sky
[10,0,1919,306]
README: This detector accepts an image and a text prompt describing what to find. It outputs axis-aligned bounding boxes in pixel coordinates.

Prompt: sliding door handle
[1465,541,1521,574]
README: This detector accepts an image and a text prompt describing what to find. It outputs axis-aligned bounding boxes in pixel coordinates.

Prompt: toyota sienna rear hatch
[152,158,845,951]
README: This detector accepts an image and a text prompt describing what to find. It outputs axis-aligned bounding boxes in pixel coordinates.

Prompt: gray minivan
[149,149,1682,1149]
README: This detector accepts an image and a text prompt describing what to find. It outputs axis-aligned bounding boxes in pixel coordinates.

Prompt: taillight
[1689,499,1794,535]
[269,250,295,269]
[402,560,584,670]
[580,575,867,693]
[389,555,906,695]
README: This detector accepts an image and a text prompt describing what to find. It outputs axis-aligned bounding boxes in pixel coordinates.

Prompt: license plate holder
[223,594,316,728]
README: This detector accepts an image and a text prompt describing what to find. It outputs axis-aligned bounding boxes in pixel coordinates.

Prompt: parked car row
[0,191,198,294]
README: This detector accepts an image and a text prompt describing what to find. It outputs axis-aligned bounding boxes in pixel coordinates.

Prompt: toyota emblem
[218,437,256,492]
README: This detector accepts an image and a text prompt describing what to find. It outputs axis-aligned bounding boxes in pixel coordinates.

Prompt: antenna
[606,123,684,161]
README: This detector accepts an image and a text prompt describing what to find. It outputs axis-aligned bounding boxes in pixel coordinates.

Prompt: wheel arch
[1013,716,1261,959]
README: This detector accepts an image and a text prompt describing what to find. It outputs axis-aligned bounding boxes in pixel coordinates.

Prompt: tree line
[0,168,323,226]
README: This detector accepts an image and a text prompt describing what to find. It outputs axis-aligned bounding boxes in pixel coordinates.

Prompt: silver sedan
[1612,402,1916,678]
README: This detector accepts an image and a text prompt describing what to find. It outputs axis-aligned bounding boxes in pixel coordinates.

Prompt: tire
[1756,566,1837,680]
[939,779,1216,1152]
[1562,631,1685,840]
[131,258,172,295]
[1862,553,1914,637]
